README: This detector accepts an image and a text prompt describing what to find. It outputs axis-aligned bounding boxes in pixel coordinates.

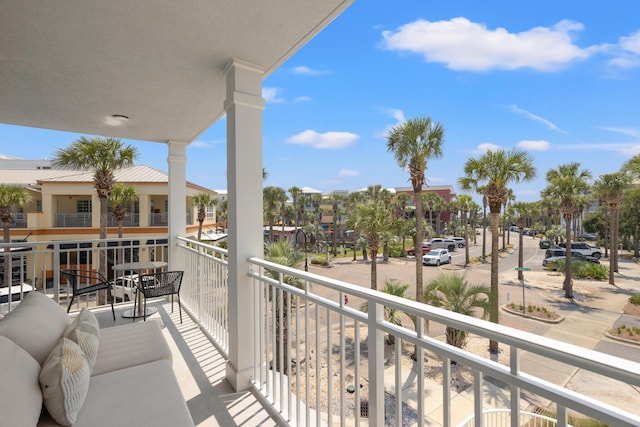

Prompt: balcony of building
[1,238,639,426]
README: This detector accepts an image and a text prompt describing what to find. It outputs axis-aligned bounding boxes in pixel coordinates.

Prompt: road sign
[514,267,531,271]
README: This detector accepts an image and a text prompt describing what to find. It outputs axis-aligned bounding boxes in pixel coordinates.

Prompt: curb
[501,304,564,324]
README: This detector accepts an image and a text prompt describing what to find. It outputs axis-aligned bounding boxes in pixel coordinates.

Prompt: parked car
[422,249,452,266]
[539,239,552,249]
[425,238,457,252]
[542,251,600,270]
[111,275,139,302]
[451,237,466,248]
[406,243,432,256]
[557,242,602,259]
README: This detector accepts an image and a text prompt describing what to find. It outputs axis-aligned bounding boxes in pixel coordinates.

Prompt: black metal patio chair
[60,269,116,321]
[134,271,184,323]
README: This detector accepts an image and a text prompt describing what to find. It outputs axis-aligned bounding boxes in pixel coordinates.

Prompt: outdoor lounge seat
[60,269,115,321]
[134,271,184,323]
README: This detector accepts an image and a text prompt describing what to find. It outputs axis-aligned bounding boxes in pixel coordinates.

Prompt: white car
[451,237,466,248]
[422,249,452,266]
[111,275,139,302]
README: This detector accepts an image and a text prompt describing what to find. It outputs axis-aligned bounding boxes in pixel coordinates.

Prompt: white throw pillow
[40,337,91,426]
[0,291,71,365]
[64,307,100,369]
[0,336,43,426]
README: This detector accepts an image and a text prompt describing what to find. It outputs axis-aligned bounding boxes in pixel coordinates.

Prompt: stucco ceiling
[1,0,354,144]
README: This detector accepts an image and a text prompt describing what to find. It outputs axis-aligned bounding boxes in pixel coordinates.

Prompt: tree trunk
[563,212,573,298]
[464,211,469,266]
[414,188,424,305]
[370,247,378,290]
[482,204,487,260]
[98,195,108,304]
[489,206,501,352]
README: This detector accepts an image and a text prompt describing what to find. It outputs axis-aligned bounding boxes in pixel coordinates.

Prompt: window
[206,204,215,218]
[36,200,42,212]
[77,200,92,213]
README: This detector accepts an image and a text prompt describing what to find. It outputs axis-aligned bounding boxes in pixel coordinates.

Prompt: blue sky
[2,0,640,203]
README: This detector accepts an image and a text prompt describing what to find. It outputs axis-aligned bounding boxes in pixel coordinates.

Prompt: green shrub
[555,259,608,280]
[388,245,405,258]
[629,295,640,305]
[310,257,329,266]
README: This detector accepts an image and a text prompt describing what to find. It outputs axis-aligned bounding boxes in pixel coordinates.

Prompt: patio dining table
[112,261,168,318]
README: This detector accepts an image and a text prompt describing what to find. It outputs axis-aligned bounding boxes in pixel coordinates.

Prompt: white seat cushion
[91,320,172,376]
[0,336,43,427]
[38,360,194,427]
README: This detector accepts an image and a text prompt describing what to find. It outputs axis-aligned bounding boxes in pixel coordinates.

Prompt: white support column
[167,141,188,270]
[224,59,265,391]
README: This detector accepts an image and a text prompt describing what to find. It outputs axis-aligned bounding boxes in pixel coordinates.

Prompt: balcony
[107,213,140,227]
[54,213,92,228]
[2,237,639,426]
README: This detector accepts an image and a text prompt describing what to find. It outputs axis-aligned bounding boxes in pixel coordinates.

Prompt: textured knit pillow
[39,337,91,426]
[64,307,100,369]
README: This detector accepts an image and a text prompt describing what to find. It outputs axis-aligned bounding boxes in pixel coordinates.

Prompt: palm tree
[309,193,323,251]
[512,201,534,281]
[191,192,216,240]
[263,186,287,243]
[542,163,591,298]
[387,116,445,306]
[361,279,410,344]
[457,194,473,266]
[348,202,391,290]
[459,148,536,352]
[423,192,441,235]
[502,189,514,249]
[109,184,138,266]
[593,172,629,284]
[53,137,138,279]
[328,193,345,255]
[0,185,32,290]
[264,239,304,374]
[288,186,303,232]
[425,273,490,349]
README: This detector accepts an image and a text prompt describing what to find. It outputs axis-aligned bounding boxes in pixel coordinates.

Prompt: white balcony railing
[245,257,640,427]
[0,237,169,314]
[4,237,640,427]
[457,409,566,427]
[55,212,92,227]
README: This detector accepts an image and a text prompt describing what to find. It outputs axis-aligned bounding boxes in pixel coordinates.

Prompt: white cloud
[294,96,311,103]
[339,169,360,177]
[476,143,502,153]
[517,140,551,151]
[377,108,406,138]
[599,126,640,138]
[190,140,211,148]
[291,66,328,76]
[381,18,591,71]
[286,130,359,149]
[262,87,284,103]
[621,145,640,156]
[608,31,640,68]
[509,105,567,134]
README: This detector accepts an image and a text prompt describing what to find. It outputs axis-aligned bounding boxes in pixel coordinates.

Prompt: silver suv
[425,238,457,252]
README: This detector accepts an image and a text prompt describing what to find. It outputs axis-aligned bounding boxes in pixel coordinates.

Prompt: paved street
[304,230,640,417]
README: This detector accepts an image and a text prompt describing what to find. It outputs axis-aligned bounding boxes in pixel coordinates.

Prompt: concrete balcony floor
[91,301,280,427]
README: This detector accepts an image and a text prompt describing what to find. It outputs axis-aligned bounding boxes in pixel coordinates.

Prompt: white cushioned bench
[0,291,194,427]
